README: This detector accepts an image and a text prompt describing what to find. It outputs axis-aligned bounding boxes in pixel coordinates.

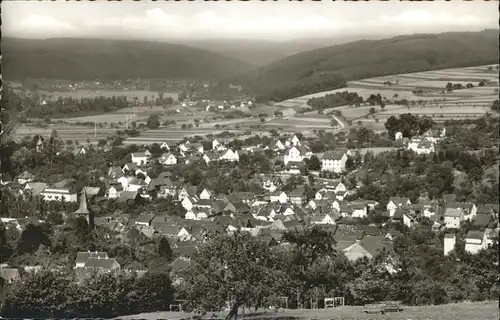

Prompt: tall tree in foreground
[282,226,338,307]
[182,232,288,319]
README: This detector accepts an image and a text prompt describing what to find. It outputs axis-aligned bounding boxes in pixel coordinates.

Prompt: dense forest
[247,30,499,102]
[2,37,255,81]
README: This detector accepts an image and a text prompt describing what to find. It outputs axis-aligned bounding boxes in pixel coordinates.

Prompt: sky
[2,1,498,41]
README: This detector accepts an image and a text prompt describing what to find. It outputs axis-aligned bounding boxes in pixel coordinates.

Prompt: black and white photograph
[0,1,499,319]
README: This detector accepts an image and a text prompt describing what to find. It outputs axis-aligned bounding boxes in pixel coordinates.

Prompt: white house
[131,152,150,166]
[263,179,278,193]
[219,149,239,162]
[444,208,463,229]
[270,191,288,204]
[386,197,411,216]
[181,196,198,211]
[408,139,435,155]
[310,213,336,225]
[17,171,35,185]
[284,147,304,166]
[199,189,212,200]
[160,142,171,150]
[443,234,456,256]
[212,139,227,151]
[290,135,301,147]
[40,187,77,203]
[159,153,177,165]
[464,231,488,254]
[270,139,286,151]
[321,151,348,173]
[107,184,123,199]
[351,203,368,218]
[73,146,87,156]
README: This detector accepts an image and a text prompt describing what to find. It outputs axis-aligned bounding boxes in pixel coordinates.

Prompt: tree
[146,114,160,129]
[306,155,321,171]
[98,139,107,147]
[183,232,287,317]
[157,237,173,261]
[369,107,375,114]
[194,119,200,128]
[282,227,337,308]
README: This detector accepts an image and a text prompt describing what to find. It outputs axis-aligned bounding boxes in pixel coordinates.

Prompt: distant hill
[246,30,500,102]
[178,34,388,66]
[2,37,257,81]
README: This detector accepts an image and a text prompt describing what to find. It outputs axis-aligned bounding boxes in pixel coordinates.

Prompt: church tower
[74,190,94,228]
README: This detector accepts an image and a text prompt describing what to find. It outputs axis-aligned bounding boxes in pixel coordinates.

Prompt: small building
[159,152,177,165]
[444,208,463,229]
[464,231,488,254]
[443,233,456,256]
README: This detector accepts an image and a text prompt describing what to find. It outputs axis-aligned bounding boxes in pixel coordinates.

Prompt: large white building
[40,187,78,203]
[321,151,348,173]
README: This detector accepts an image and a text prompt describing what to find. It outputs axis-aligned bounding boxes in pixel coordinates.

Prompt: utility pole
[94,121,97,138]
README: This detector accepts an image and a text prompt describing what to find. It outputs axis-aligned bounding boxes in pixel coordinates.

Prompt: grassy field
[278,65,498,131]
[116,301,499,320]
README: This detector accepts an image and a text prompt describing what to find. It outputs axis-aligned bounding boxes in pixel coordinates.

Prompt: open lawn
[116,301,499,320]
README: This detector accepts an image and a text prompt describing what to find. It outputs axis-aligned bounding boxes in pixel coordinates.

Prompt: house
[420,200,439,218]
[134,214,156,227]
[408,139,435,154]
[288,189,305,205]
[131,151,151,166]
[0,268,21,284]
[391,208,416,228]
[108,166,123,179]
[443,234,456,256]
[310,213,336,225]
[342,236,393,262]
[351,203,368,218]
[290,134,301,147]
[24,182,47,197]
[181,196,198,211]
[199,188,213,200]
[263,178,282,193]
[75,251,109,268]
[270,139,286,151]
[73,146,88,156]
[185,208,209,221]
[203,152,219,164]
[159,152,177,165]
[321,151,348,173]
[285,161,305,174]
[116,191,143,205]
[17,171,34,185]
[464,231,488,254]
[160,141,171,150]
[443,208,463,229]
[40,187,78,203]
[84,258,121,274]
[83,187,102,199]
[178,187,196,201]
[284,147,304,166]
[219,149,239,162]
[122,163,140,174]
[270,191,288,204]
[387,197,411,216]
[472,214,495,230]
[107,183,123,199]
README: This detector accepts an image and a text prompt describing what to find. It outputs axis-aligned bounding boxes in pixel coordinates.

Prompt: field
[12,65,498,144]
[40,89,178,101]
[116,301,499,320]
[277,64,499,131]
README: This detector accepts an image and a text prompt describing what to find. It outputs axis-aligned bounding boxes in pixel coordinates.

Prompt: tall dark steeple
[74,190,94,227]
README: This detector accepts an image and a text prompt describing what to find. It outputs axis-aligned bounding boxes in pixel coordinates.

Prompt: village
[0,121,498,289]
